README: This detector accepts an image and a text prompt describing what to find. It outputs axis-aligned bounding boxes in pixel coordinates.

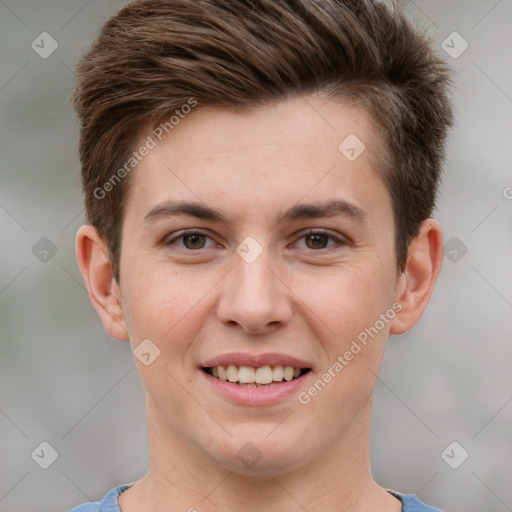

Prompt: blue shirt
[69,483,445,511]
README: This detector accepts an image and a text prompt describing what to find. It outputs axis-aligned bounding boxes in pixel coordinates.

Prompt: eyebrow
[143,198,368,226]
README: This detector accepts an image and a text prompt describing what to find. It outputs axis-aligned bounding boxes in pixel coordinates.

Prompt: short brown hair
[72,0,453,283]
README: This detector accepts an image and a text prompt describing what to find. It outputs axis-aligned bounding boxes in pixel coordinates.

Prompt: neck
[119,397,401,512]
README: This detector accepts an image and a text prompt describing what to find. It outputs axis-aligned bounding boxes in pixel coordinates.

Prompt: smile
[202,364,311,386]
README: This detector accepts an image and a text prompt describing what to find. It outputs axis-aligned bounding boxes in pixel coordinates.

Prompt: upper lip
[201,352,312,369]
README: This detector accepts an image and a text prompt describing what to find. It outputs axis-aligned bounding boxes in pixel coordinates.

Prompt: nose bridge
[235,245,274,298]
[216,236,291,332]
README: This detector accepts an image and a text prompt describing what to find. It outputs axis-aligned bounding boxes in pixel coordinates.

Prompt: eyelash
[165,229,348,252]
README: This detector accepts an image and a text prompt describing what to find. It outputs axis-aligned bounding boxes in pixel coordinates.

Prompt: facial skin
[76,95,443,512]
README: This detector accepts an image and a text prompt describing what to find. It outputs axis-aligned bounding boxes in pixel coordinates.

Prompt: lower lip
[200,369,311,406]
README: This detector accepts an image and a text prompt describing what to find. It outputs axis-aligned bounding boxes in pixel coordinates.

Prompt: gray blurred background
[1,1,511,511]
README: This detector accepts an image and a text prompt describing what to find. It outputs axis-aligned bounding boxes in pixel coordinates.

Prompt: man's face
[118,95,401,473]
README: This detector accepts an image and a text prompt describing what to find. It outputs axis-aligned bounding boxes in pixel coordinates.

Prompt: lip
[201,352,312,369]
[200,367,312,406]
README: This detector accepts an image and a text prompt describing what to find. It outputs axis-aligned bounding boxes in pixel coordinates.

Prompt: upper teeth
[210,365,302,384]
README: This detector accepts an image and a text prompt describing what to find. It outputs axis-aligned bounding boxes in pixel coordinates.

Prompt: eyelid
[164,229,217,248]
[165,228,349,251]
[291,228,349,250]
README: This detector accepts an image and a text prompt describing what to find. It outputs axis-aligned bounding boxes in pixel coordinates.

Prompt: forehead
[125,95,392,226]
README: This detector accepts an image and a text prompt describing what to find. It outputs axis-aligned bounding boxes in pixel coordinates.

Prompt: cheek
[121,265,214,356]
[120,270,209,415]
[296,269,393,424]
[290,259,396,342]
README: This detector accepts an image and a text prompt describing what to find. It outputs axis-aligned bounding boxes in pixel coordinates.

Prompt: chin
[207,433,311,476]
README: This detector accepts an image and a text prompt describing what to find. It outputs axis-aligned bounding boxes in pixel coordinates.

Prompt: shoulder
[68,483,133,512]
[389,491,445,512]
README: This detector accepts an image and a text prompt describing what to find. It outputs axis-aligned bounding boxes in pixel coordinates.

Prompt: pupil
[184,234,205,249]
[307,234,327,249]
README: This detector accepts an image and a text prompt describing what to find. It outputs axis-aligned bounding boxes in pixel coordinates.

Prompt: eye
[164,228,348,252]
[165,230,217,250]
[293,229,347,251]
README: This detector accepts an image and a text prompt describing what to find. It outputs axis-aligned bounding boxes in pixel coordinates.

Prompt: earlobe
[75,224,129,341]
[390,219,443,335]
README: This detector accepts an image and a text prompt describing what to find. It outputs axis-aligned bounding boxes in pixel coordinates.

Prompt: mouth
[202,364,312,387]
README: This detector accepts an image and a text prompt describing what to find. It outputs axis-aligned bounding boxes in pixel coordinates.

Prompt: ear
[390,219,443,335]
[75,224,129,341]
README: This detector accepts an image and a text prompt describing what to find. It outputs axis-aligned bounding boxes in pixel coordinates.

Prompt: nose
[216,243,293,334]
